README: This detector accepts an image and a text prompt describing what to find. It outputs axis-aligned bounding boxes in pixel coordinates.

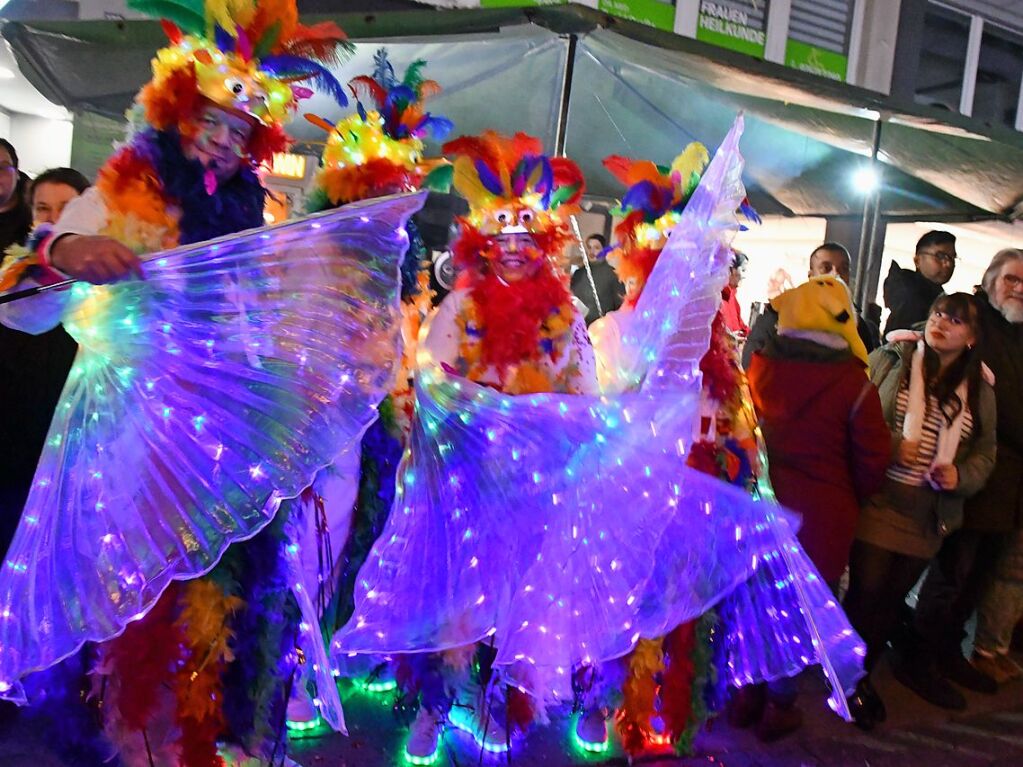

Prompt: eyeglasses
[0,163,16,173]
[920,250,957,265]
[1002,273,1023,289]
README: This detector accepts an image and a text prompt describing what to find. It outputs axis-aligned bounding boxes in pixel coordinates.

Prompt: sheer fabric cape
[0,194,425,719]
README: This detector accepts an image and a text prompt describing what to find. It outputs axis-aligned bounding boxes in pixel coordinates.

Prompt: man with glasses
[883,230,957,335]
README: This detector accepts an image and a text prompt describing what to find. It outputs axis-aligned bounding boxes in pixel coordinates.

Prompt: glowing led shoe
[573,708,609,753]
[405,708,444,764]
[363,660,398,694]
[448,701,509,754]
[285,685,324,738]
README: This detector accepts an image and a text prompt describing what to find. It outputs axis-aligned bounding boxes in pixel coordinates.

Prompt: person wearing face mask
[844,294,995,730]
[902,248,1023,705]
[883,231,957,336]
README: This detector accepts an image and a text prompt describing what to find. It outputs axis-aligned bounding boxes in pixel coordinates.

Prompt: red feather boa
[457,263,572,373]
[660,622,697,744]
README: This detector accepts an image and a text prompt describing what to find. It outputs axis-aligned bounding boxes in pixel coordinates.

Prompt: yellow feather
[451,155,496,211]
[669,142,710,184]
[204,0,256,36]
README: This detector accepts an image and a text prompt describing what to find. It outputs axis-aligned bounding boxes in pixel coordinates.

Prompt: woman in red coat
[720,249,751,337]
[746,276,890,587]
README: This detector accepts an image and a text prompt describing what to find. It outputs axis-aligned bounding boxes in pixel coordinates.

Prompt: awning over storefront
[4,3,1022,220]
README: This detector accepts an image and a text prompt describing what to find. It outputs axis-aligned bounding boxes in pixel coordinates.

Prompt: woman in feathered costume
[350,130,595,762]
[0,3,423,765]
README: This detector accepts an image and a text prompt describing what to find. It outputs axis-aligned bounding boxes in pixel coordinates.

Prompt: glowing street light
[852,165,880,194]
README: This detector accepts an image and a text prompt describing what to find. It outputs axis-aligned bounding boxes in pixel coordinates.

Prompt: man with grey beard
[897,249,1023,709]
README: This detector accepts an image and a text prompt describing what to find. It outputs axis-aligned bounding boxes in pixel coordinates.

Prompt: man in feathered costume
[0,3,421,766]
[392,131,596,761]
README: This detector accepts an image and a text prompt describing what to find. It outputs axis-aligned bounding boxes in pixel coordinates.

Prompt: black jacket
[0,199,77,558]
[742,305,880,370]
[882,261,945,336]
[571,260,625,326]
[963,291,1023,532]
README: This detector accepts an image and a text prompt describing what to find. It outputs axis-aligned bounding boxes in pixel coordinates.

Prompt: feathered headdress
[307,48,453,207]
[602,144,709,302]
[443,131,584,244]
[128,0,351,161]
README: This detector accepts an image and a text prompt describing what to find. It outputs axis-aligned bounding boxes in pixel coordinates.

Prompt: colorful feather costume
[131,0,350,164]
[602,144,709,309]
[308,48,453,210]
[0,3,426,766]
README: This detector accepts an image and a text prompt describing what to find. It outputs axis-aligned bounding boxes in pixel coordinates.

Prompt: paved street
[2,652,1021,766]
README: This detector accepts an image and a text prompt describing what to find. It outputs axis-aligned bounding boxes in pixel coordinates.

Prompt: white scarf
[902,338,968,470]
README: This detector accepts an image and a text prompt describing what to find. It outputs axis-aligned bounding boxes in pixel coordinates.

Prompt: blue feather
[373,48,397,89]
[740,199,762,225]
[474,159,504,196]
[621,180,667,219]
[418,114,453,140]
[357,100,367,122]
[214,24,235,53]
[260,54,348,106]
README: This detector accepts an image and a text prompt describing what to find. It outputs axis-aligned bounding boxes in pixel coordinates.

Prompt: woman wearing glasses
[844,292,996,728]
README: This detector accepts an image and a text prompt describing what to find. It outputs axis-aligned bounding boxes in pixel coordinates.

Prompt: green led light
[447,706,509,754]
[363,677,398,693]
[403,737,441,766]
[286,715,326,738]
[570,715,610,756]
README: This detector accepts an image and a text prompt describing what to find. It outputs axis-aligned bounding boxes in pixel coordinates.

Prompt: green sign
[598,0,676,32]
[695,1,767,59]
[785,39,848,82]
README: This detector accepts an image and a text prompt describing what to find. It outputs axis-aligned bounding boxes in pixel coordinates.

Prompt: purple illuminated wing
[596,115,746,396]
[0,193,424,702]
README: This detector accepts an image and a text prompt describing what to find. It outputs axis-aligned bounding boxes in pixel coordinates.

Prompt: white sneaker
[286,686,320,724]
[405,708,444,764]
[448,702,509,753]
[574,708,608,752]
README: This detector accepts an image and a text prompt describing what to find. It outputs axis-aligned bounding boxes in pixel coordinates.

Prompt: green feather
[423,164,453,193]
[549,182,580,209]
[253,20,281,60]
[128,0,205,36]
[402,59,427,91]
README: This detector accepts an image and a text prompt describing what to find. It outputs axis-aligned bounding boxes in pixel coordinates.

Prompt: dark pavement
[2,652,1021,766]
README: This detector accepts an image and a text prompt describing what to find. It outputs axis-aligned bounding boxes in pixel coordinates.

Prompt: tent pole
[554,33,578,156]
[855,119,883,308]
[556,33,603,319]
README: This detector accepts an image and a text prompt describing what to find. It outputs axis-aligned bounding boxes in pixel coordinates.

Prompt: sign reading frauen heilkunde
[696,0,768,58]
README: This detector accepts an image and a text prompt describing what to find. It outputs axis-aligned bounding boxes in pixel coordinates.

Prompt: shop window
[973,26,1023,128]
[914,5,972,113]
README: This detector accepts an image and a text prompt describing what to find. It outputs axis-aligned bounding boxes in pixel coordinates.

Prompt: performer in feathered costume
[350,130,594,762]
[280,49,453,728]
[0,3,424,766]
[334,116,868,763]
[590,143,766,755]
